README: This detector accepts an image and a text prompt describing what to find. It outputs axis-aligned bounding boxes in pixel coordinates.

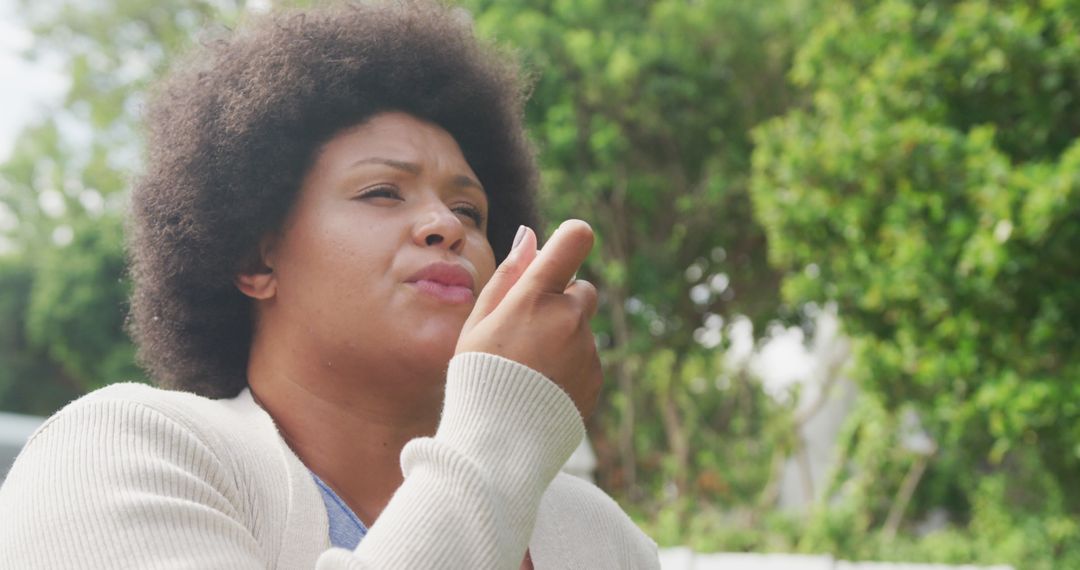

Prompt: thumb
[463,225,537,330]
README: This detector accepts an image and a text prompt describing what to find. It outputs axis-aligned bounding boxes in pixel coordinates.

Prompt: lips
[405,262,476,304]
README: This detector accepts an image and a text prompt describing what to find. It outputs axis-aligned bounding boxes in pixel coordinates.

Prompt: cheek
[279,215,389,295]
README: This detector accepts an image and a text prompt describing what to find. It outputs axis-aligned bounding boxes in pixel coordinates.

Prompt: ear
[235,234,278,300]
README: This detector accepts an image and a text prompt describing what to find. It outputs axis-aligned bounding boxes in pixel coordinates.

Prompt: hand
[456,220,602,418]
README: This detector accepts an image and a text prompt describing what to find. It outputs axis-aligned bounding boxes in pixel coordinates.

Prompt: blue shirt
[310,471,368,550]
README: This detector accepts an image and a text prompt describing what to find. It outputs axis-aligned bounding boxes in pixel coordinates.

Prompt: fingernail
[512,225,527,250]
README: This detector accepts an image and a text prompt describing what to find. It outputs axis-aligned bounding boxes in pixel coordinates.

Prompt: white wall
[659,548,1012,570]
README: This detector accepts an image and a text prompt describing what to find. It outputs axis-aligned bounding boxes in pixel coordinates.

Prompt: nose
[412,202,466,254]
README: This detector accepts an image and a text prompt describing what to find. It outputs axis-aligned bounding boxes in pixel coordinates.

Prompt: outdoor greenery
[1,0,1077,567]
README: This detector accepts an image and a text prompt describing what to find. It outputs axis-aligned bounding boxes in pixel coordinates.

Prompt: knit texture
[0,352,659,569]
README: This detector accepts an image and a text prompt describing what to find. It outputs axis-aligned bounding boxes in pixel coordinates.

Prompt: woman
[0,2,659,568]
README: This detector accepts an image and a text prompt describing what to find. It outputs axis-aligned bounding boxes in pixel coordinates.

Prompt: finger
[464,226,537,329]
[564,279,599,319]
[516,219,594,295]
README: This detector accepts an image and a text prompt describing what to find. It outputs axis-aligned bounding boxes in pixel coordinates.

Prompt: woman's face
[253,111,497,381]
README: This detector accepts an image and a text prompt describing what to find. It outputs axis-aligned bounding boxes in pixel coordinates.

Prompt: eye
[452,203,486,227]
[356,185,403,201]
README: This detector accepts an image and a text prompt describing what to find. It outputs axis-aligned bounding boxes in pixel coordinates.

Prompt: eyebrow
[350,157,484,192]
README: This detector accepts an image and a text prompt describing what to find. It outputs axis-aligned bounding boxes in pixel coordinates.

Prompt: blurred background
[1,0,1078,568]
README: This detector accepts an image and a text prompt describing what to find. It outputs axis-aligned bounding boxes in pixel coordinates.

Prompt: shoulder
[12,382,277,491]
[534,473,660,569]
[0,383,311,567]
[62,380,244,422]
[33,381,264,447]
[2,381,279,532]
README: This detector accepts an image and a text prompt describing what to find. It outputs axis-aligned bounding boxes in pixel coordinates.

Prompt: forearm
[321,352,584,569]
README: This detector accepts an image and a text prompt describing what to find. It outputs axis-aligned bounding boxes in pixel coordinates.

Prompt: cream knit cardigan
[0,353,659,569]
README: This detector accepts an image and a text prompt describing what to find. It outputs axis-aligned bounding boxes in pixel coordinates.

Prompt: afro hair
[127,1,540,398]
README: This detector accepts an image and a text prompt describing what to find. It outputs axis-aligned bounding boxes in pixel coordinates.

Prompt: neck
[246,330,443,526]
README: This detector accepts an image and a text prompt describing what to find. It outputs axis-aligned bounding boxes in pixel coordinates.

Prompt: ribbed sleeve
[325,352,586,569]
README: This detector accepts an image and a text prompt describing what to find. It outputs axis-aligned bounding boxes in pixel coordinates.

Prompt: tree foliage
[0,0,252,413]
[2,0,1079,567]
[752,0,1080,565]
[461,0,812,505]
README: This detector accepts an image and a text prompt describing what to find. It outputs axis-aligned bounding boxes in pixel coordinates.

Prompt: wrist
[436,352,585,495]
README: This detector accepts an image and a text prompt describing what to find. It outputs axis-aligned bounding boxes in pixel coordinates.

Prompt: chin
[408,329,462,364]
[378,311,466,368]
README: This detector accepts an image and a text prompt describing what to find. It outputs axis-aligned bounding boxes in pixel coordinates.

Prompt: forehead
[318,112,474,173]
